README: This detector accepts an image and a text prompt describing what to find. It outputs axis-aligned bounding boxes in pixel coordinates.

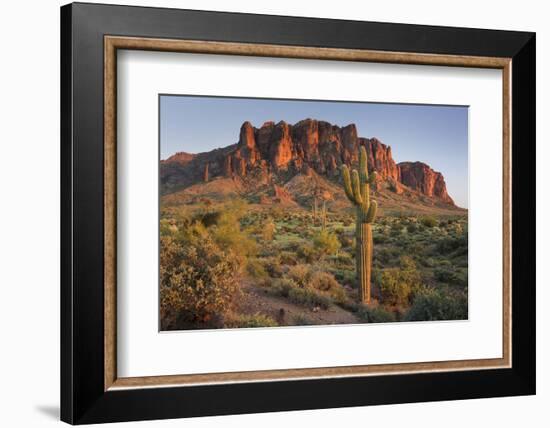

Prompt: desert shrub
[434,266,468,287]
[196,210,223,227]
[264,257,284,278]
[342,216,353,227]
[279,251,298,266]
[356,304,396,323]
[288,287,331,309]
[407,223,418,233]
[269,207,285,220]
[296,243,317,263]
[338,233,354,248]
[434,266,458,283]
[257,277,273,288]
[333,268,356,287]
[211,213,257,257]
[280,225,293,234]
[329,252,354,267]
[420,216,438,228]
[448,222,464,235]
[292,314,313,325]
[378,217,389,226]
[404,288,468,321]
[309,270,338,291]
[262,219,276,241]
[436,234,467,254]
[160,218,178,236]
[309,271,347,304]
[160,235,242,329]
[246,258,268,279]
[174,218,208,244]
[421,257,436,268]
[391,221,404,232]
[287,264,310,287]
[406,242,424,255]
[373,232,388,245]
[225,313,278,328]
[313,230,341,255]
[271,278,298,297]
[375,247,400,265]
[379,256,422,306]
[333,226,345,234]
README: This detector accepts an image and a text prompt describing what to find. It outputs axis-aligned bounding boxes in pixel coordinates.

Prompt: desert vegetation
[160,197,468,330]
[159,118,468,330]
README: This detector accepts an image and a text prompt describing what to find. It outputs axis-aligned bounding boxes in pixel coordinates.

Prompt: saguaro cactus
[341,146,378,304]
[313,198,318,226]
[203,163,209,183]
[321,200,327,231]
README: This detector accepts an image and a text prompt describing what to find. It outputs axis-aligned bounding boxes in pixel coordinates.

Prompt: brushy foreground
[160,199,468,331]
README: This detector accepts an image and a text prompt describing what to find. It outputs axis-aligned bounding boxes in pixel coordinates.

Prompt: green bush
[379,256,422,305]
[313,230,341,255]
[357,305,396,323]
[296,243,317,263]
[375,247,400,265]
[279,251,298,266]
[287,264,310,287]
[309,270,338,291]
[373,231,389,244]
[329,252,354,268]
[309,271,347,304]
[211,215,257,257]
[436,234,467,254]
[271,278,298,297]
[407,223,418,233]
[420,216,438,228]
[434,266,468,287]
[246,258,268,279]
[404,288,467,321]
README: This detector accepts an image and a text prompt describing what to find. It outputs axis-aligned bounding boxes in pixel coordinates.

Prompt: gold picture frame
[103,36,512,391]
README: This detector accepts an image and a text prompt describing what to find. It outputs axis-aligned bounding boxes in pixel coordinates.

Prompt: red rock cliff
[398,161,454,205]
[161,119,456,206]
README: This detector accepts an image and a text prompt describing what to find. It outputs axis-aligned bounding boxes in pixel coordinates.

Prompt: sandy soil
[236,281,362,326]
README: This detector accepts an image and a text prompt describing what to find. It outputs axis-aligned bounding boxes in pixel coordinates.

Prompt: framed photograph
[61,2,535,424]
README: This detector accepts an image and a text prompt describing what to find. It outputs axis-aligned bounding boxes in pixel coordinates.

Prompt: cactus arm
[341,165,356,204]
[359,146,370,205]
[359,146,369,183]
[351,170,363,205]
[365,200,378,223]
[369,171,377,185]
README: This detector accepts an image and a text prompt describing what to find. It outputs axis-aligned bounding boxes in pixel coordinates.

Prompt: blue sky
[160,95,468,208]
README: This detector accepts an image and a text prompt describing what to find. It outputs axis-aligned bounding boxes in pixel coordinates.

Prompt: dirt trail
[236,282,362,326]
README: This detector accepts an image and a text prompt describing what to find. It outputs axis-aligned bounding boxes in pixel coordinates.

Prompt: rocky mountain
[161,118,457,209]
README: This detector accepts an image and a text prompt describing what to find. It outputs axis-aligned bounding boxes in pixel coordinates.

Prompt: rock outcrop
[161,118,456,206]
[398,161,454,205]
